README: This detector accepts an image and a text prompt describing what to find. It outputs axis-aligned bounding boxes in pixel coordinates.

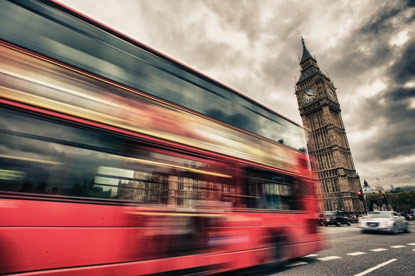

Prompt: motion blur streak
[0,1,325,275]
[0,154,62,165]
[0,42,298,173]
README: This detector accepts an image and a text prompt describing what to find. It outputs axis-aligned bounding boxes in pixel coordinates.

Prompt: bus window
[0,107,236,207]
[244,168,300,210]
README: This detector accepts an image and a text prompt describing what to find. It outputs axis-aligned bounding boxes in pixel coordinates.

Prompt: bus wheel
[269,233,289,268]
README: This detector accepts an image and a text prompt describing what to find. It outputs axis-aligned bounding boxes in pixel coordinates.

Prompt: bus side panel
[0,198,230,274]
[0,227,146,274]
[0,198,138,227]
[0,199,146,274]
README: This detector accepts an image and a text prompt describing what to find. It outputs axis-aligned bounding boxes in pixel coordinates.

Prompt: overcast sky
[59,0,414,189]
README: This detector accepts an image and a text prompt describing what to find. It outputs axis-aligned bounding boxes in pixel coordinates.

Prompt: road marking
[347,251,366,256]
[413,249,415,252]
[407,243,415,246]
[286,261,308,267]
[390,245,406,248]
[370,248,387,252]
[317,256,341,261]
[305,254,318,257]
[354,258,397,276]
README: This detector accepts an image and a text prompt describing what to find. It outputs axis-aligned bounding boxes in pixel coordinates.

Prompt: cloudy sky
[59,0,414,189]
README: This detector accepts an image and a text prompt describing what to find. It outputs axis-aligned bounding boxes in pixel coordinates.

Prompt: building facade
[295,38,364,214]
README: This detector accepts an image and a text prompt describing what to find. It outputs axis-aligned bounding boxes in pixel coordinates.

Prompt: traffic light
[357,190,363,200]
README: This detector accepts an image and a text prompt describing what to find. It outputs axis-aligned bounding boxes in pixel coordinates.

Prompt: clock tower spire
[300,36,315,64]
[295,37,364,214]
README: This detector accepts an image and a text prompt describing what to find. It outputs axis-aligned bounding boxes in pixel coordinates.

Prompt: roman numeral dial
[302,87,316,103]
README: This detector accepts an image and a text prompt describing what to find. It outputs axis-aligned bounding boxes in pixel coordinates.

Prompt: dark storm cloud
[366,68,415,160]
[360,1,406,34]
[348,16,415,163]
[325,32,391,88]
[389,41,415,83]
[386,85,415,102]
[362,87,415,161]
[354,41,415,123]
[324,1,414,90]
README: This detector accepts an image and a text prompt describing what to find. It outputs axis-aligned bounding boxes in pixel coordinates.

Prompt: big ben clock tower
[295,37,363,214]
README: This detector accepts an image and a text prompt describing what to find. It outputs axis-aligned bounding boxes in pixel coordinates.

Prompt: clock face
[302,88,316,103]
[327,86,335,99]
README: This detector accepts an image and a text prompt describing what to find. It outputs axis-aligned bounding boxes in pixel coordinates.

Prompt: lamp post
[358,190,367,215]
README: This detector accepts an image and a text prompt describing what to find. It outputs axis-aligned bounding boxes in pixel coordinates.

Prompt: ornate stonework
[295,38,364,214]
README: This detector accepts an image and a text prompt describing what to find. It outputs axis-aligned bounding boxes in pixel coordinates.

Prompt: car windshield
[368,212,392,218]
[324,211,337,217]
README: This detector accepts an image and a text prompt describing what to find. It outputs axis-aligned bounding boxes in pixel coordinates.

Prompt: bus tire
[267,232,289,269]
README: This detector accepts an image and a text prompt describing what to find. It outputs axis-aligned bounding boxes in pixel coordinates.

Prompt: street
[237,222,415,276]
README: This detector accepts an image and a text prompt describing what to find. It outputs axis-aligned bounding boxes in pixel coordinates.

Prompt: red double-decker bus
[0,1,325,275]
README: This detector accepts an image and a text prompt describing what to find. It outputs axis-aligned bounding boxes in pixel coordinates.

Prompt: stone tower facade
[295,38,364,214]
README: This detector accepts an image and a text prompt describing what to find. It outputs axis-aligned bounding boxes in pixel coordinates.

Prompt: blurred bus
[0,0,325,275]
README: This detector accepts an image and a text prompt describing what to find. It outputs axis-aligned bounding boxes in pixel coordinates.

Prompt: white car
[359,211,410,234]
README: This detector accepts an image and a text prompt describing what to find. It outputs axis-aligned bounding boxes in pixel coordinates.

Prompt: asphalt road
[235,222,415,276]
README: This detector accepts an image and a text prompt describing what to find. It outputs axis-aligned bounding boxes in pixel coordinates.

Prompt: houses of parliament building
[295,38,364,214]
